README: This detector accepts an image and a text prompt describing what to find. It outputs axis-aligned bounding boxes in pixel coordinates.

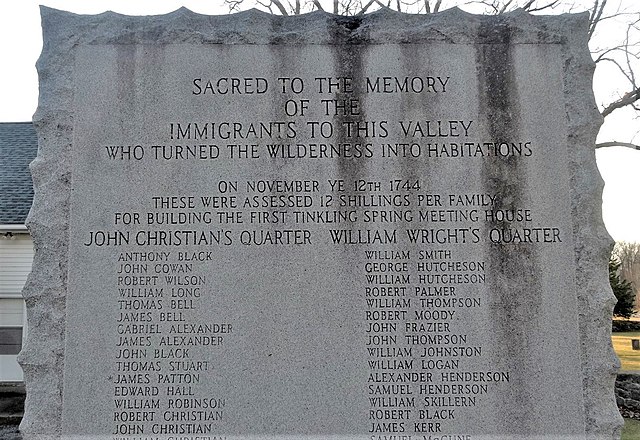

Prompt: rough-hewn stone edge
[30,6,576,48]
[559,12,624,440]
[19,6,75,440]
[21,6,619,439]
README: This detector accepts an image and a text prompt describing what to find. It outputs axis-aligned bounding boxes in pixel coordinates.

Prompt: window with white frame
[0,232,32,382]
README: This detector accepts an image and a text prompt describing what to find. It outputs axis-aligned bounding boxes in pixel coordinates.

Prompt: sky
[0,0,638,242]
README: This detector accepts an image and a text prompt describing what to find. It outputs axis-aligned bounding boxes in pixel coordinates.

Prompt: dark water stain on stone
[268,14,286,45]
[325,17,376,258]
[396,43,432,209]
[328,17,370,198]
[477,18,542,434]
[116,45,137,130]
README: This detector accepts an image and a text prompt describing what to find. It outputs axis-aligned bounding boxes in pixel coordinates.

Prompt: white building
[0,122,36,384]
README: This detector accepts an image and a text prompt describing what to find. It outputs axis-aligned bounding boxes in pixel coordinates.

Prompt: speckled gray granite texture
[21,6,621,440]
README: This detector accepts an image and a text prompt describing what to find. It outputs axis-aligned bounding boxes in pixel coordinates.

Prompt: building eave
[0,225,28,233]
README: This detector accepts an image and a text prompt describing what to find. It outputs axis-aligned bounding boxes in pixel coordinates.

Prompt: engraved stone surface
[21,6,622,439]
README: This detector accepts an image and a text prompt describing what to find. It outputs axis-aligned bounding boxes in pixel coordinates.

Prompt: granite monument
[21,6,622,439]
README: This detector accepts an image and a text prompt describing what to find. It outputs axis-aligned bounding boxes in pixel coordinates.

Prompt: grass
[623,418,640,440]
[611,331,640,371]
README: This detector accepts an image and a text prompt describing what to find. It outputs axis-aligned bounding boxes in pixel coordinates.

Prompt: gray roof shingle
[0,122,37,225]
